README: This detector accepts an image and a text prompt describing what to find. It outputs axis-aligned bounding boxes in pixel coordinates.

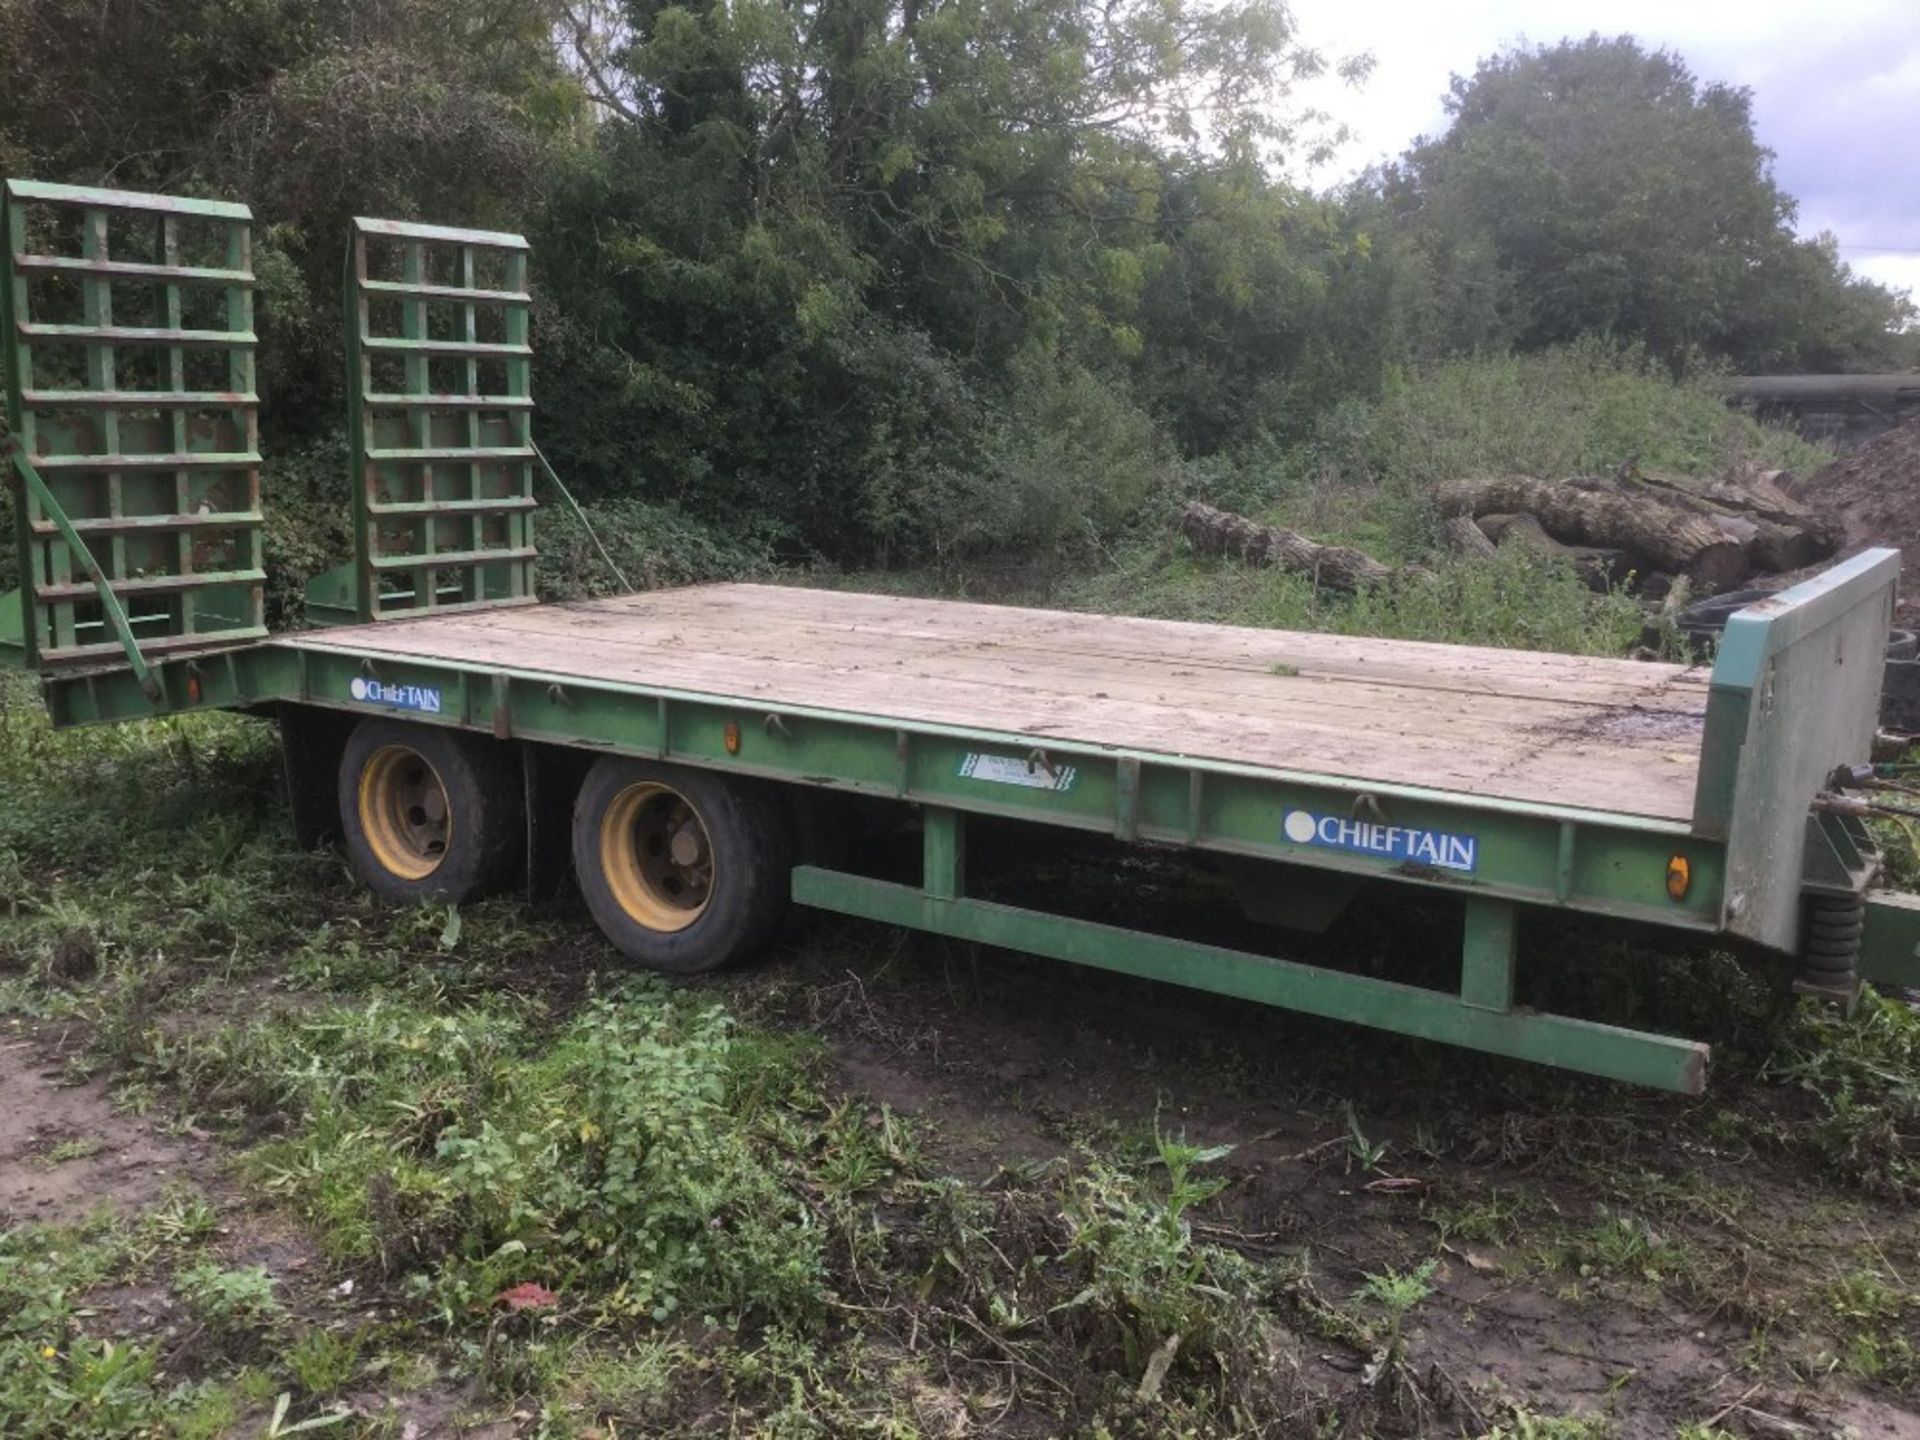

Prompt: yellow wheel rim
[600,781,714,933]
[357,743,452,881]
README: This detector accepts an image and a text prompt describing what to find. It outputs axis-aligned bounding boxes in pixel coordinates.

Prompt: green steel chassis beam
[796,806,1709,1094]
[44,638,1729,931]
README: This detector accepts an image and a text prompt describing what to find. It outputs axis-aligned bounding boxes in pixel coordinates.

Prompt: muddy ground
[6,899,1918,1439]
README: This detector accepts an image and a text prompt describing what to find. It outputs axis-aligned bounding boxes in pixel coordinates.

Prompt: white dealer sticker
[1281,809,1478,873]
[349,676,444,715]
[958,752,1077,793]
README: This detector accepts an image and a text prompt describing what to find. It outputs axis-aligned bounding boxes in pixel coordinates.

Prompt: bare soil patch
[0,1023,216,1226]
[1799,419,1920,618]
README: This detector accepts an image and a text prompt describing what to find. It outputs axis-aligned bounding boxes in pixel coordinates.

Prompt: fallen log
[1181,502,1404,592]
[1437,476,1750,590]
[1441,515,1496,559]
[1635,470,1836,571]
[1482,513,1632,592]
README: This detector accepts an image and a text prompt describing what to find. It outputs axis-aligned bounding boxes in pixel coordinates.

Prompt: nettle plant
[434,989,826,1327]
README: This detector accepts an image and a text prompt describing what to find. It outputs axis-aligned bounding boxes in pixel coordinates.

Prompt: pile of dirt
[1796,418,1920,612]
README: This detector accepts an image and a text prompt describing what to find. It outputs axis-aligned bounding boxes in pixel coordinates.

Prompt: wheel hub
[601,781,715,932]
[358,743,452,880]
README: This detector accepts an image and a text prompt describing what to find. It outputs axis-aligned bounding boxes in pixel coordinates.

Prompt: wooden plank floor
[286,583,1713,822]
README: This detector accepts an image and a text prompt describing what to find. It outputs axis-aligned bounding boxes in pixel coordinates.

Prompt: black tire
[573,758,795,973]
[338,718,524,904]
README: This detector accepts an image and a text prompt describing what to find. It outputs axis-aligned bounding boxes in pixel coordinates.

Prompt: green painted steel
[5,443,157,696]
[923,806,966,900]
[333,216,536,623]
[791,864,1710,1092]
[1691,548,1898,950]
[1460,896,1517,1012]
[1861,891,1920,990]
[40,638,1732,934]
[2,179,263,671]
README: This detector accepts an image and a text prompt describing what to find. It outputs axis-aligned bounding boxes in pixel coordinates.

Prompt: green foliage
[1,3,1887,579]
[135,979,824,1329]
[0,1219,241,1439]
[1388,35,1913,371]
[282,1328,366,1400]
[1769,990,1920,1197]
[1055,1133,1251,1367]
[1480,1408,1616,1440]
[536,495,778,600]
[435,991,827,1326]
[1062,541,1650,658]
[175,1262,288,1338]
[1547,1210,1696,1288]
[1352,1258,1437,1365]
[1353,1259,1437,1314]
[1305,342,1829,547]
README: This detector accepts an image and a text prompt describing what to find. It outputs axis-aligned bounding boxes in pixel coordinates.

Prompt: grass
[40,1137,104,1165]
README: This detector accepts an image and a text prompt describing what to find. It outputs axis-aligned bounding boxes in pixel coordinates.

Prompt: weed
[40,1136,103,1165]
[1767,990,1920,1197]
[1353,1258,1438,1368]
[261,1390,352,1436]
[1055,1133,1253,1372]
[0,1216,134,1350]
[1824,1268,1918,1384]
[285,1326,367,1398]
[1345,1103,1388,1173]
[1426,1188,1532,1246]
[1481,1405,1617,1439]
[559,1338,682,1426]
[175,1261,287,1338]
[1547,1210,1696,1289]
[1354,1259,1438,1315]
[138,1191,221,1251]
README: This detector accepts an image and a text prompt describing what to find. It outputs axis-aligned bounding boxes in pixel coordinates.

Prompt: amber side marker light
[1666,854,1691,901]
[723,720,741,755]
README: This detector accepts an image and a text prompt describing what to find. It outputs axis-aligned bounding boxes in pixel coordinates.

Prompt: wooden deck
[285,583,1713,822]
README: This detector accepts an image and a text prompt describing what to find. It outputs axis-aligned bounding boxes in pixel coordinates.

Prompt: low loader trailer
[5,180,1919,1095]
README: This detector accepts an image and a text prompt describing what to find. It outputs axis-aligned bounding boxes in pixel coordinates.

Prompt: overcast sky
[1284,0,1920,302]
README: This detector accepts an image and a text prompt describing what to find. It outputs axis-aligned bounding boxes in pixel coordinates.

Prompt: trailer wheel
[339,718,523,903]
[573,758,793,973]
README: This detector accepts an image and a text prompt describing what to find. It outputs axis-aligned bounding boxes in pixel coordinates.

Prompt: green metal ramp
[1,180,264,676]
[307,217,537,625]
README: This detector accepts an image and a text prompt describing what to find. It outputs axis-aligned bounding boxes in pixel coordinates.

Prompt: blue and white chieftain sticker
[349,676,443,715]
[1281,809,1477,873]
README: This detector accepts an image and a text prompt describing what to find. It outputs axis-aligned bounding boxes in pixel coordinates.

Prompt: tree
[1387,35,1912,372]
[532,0,1361,557]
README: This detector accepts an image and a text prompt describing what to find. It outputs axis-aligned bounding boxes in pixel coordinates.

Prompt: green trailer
[5,179,1918,1095]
